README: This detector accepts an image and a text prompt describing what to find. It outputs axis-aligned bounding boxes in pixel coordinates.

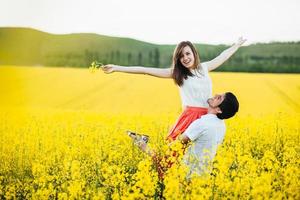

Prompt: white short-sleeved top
[179,62,212,108]
[182,114,226,177]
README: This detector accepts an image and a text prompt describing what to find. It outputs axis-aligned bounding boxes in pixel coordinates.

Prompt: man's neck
[207,107,218,115]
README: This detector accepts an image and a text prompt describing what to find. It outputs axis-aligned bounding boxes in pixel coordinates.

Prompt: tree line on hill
[48,46,300,73]
[0,27,299,73]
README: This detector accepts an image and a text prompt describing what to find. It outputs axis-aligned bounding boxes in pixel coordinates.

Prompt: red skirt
[166,106,208,142]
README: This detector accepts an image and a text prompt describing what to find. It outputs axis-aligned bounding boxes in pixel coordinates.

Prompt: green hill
[0,27,299,72]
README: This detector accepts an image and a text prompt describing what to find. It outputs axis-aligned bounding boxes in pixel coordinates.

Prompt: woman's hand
[236,36,247,47]
[102,64,115,74]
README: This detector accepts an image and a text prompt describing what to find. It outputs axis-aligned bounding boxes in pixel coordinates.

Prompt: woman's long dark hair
[171,41,200,86]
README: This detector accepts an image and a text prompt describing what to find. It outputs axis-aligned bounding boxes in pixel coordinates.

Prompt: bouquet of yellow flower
[89,61,104,73]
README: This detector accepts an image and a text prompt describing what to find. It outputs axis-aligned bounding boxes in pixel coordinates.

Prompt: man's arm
[178,118,206,145]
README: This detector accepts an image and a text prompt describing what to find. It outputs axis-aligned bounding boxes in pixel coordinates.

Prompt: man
[129,92,239,178]
[179,92,239,177]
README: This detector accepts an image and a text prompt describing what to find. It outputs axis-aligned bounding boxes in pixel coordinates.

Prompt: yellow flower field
[0,66,299,199]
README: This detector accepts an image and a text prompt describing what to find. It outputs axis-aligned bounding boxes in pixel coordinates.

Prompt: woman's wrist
[233,43,241,48]
[112,65,120,72]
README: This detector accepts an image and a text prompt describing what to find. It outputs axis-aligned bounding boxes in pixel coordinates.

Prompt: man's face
[207,93,225,108]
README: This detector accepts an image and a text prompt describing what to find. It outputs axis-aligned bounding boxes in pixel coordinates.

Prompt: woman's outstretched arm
[101,64,172,78]
[204,37,247,71]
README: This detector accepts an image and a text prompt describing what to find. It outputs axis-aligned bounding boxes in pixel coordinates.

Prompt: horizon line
[1,25,300,46]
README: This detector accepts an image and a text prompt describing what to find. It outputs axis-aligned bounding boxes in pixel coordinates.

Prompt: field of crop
[0,66,299,199]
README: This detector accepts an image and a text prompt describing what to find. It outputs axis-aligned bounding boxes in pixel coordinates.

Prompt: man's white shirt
[183,114,226,177]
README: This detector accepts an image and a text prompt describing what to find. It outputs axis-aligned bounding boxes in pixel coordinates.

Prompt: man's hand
[179,134,191,145]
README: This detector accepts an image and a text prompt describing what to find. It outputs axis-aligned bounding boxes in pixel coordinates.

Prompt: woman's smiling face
[180,46,196,69]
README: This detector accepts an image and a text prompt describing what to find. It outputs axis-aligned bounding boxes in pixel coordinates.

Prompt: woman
[102,37,246,142]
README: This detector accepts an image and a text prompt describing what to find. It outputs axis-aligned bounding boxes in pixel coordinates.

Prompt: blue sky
[1,0,299,44]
